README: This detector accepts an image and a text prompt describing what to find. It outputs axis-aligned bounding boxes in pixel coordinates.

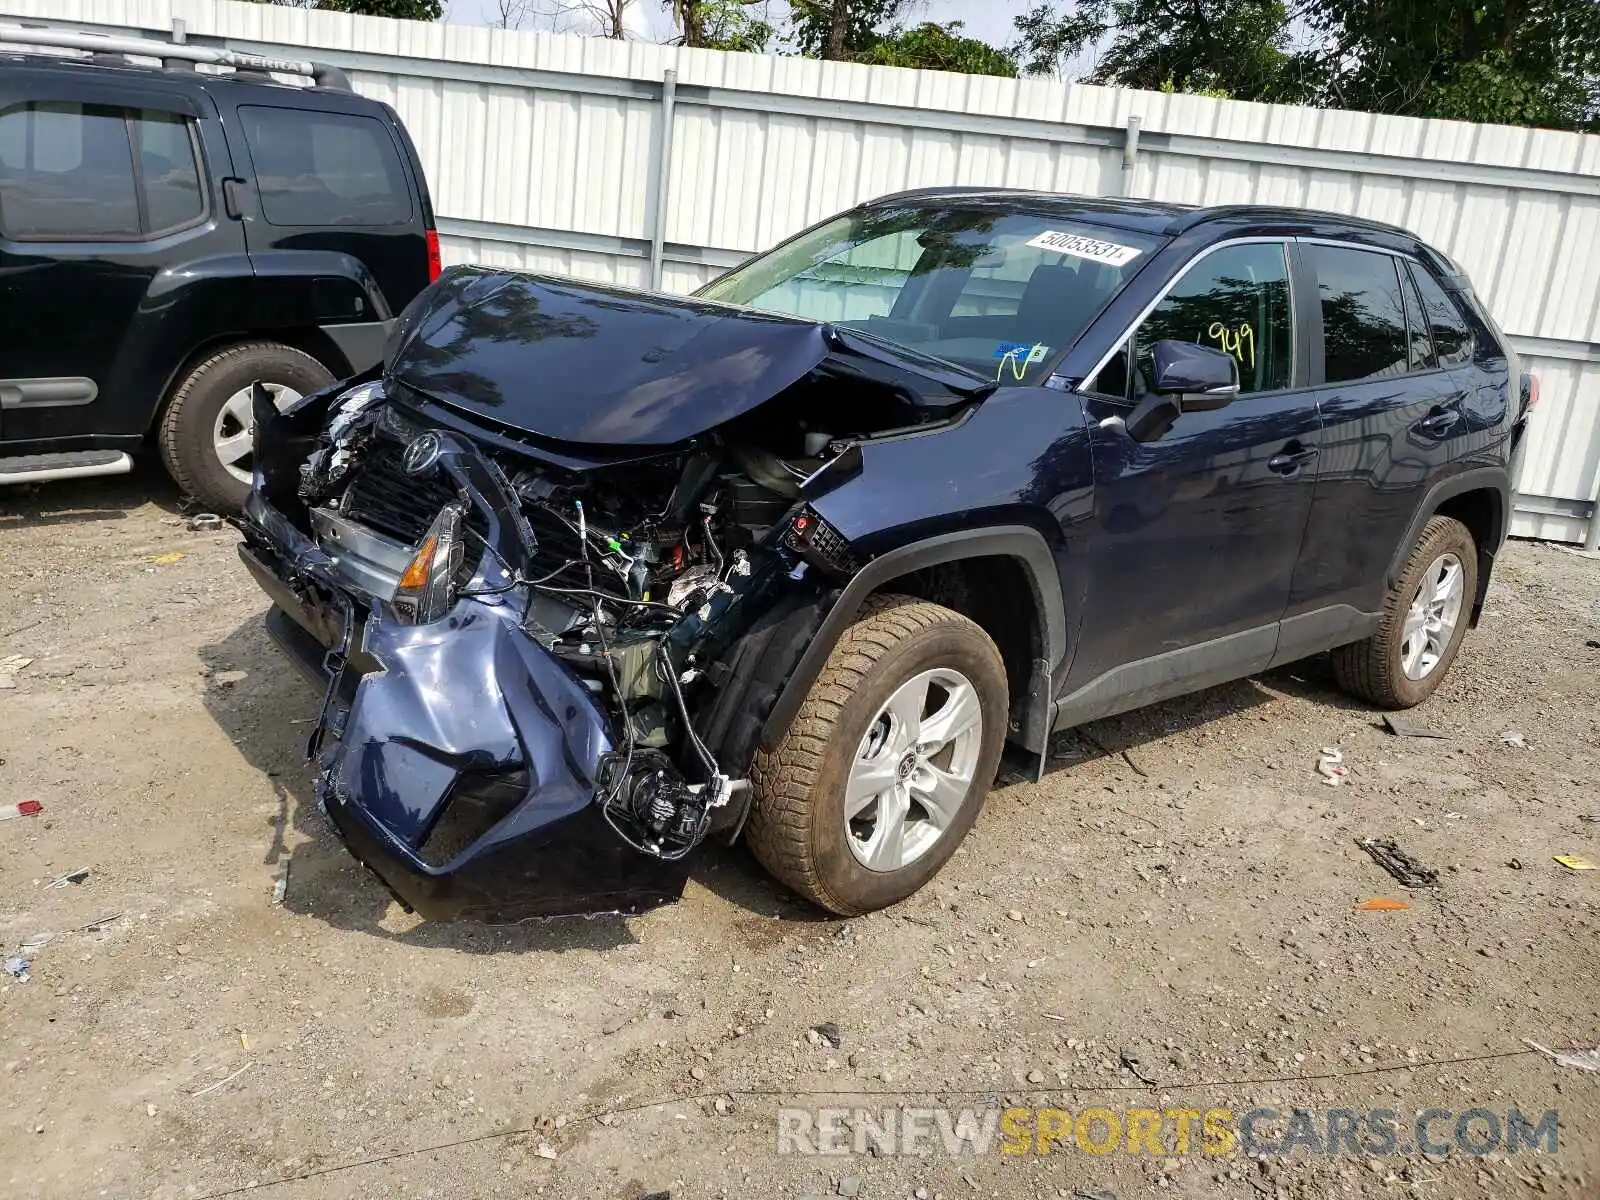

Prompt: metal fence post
[1121,114,1141,197]
[648,68,678,291]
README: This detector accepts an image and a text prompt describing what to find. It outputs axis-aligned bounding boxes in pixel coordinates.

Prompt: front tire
[747,595,1008,916]
[157,341,334,513]
[1332,515,1477,708]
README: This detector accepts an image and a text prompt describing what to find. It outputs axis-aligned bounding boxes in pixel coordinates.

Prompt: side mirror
[1150,339,1240,411]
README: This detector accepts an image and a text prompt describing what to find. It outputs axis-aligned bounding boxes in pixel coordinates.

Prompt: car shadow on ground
[0,456,186,529]
[198,608,1373,943]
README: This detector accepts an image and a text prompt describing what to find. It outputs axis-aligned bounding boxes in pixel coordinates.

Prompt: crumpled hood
[386,268,987,447]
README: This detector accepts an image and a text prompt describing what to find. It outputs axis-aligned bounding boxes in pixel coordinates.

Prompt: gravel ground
[1,467,1597,1200]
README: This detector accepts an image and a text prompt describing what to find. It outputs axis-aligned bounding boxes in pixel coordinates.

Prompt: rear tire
[1331,515,1477,708]
[157,341,333,514]
[747,595,1008,916]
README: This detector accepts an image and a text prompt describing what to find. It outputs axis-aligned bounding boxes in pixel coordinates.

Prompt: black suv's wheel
[1332,515,1478,708]
[747,595,1008,916]
[158,342,334,513]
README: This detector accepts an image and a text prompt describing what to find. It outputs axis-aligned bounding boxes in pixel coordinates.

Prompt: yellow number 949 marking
[1206,322,1255,368]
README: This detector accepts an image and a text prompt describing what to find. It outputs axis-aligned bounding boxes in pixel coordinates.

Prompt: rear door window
[240,105,411,228]
[1407,263,1475,366]
[1308,244,1410,383]
[1400,263,1437,371]
[0,101,140,238]
[0,102,206,241]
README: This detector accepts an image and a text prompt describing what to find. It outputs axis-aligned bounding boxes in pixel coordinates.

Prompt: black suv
[240,189,1533,922]
[0,28,437,512]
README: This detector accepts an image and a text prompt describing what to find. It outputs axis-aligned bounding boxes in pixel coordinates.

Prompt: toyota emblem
[401,431,443,476]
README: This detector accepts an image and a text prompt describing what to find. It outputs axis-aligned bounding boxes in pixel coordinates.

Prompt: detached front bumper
[238,426,691,921]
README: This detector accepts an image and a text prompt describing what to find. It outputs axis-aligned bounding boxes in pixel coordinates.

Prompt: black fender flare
[757,525,1067,753]
[1386,465,1510,614]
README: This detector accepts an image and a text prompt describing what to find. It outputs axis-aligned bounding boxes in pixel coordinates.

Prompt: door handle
[1268,444,1319,475]
[1415,408,1461,436]
[221,177,247,220]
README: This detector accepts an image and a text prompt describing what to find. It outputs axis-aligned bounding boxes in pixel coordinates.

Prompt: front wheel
[747,595,1008,916]
[157,341,334,513]
[1332,515,1478,708]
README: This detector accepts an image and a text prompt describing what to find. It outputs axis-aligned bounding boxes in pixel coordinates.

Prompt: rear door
[0,72,242,442]
[220,92,428,317]
[1065,239,1322,716]
[1287,243,1474,623]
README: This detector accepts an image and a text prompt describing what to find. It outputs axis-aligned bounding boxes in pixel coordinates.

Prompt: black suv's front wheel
[158,341,334,514]
[747,595,1008,916]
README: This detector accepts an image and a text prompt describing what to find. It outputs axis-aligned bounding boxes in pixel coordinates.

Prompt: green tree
[1008,0,1312,102]
[668,0,774,51]
[788,0,907,60]
[1304,0,1600,130]
[251,0,444,20]
[856,21,1018,77]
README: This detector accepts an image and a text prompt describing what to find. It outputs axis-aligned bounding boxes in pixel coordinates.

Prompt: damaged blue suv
[238,189,1533,921]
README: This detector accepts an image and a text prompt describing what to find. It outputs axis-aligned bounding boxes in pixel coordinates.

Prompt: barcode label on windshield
[1025,231,1143,267]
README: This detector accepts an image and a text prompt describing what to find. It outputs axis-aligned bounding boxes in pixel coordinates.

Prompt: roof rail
[0,23,352,89]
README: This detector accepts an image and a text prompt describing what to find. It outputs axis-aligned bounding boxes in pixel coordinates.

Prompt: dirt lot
[1,467,1597,1200]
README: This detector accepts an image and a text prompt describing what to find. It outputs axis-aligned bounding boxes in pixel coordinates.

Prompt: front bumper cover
[238,410,691,921]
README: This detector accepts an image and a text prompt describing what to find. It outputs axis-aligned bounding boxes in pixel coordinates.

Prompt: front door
[1062,240,1320,721]
[0,75,242,444]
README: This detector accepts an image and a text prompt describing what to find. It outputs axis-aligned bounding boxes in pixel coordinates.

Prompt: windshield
[698,204,1163,385]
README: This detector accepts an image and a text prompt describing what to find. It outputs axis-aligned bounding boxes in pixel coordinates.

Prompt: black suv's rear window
[240,105,411,228]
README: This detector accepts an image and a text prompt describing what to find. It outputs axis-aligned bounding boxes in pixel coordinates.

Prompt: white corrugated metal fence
[6,0,1600,544]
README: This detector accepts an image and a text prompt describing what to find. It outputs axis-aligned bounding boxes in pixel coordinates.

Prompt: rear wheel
[747,595,1008,916]
[158,341,333,513]
[1332,515,1477,708]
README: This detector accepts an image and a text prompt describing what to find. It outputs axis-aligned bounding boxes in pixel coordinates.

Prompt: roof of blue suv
[865,187,1422,245]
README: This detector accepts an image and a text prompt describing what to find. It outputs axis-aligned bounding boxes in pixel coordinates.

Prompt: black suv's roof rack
[0,23,352,90]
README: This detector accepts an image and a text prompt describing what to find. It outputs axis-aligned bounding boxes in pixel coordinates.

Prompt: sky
[443,0,1039,55]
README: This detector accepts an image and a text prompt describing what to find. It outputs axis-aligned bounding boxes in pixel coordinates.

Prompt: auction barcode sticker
[1025,231,1143,267]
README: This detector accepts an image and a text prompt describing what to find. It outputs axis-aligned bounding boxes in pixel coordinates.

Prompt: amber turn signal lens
[399,534,439,592]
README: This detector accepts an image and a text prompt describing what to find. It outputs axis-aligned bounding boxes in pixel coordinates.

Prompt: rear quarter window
[1407,263,1475,367]
[240,105,411,228]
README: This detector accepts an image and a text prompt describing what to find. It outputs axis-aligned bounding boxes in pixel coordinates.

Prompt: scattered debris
[190,1061,254,1098]
[838,1175,862,1198]
[4,955,29,982]
[809,1021,842,1049]
[1382,714,1449,739]
[1508,858,1523,870]
[19,933,52,953]
[273,856,291,904]
[0,653,31,690]
[1355,898,1411,912]
[45,867,90,889]
[1357,838,1440,888]
[1579,812,1600,823]
[239,1029,250,1051]
[533,1142,557,1160]
[1118,1047,1156,1086]
[1074,1187,1118,1200]
[0,800,42,821]
[1041,1012,1068,1022]
[146,1103,158,1118]
[147,551,185,565]
[1554,855,1597,872]
[1317,746,1349,786]
[1586,639,1600,649]
[1525,1040,1600,1072]
[1500,731,1529,749]
[186,513,224,533]
[64,912,121,934]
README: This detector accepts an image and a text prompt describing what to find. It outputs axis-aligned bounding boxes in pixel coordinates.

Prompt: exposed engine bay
[237,271,994,920]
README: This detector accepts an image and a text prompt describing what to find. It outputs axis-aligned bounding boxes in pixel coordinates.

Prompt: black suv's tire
[1332,515,1478,708]
[158,342,334,514]
[747,595,1008,916]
